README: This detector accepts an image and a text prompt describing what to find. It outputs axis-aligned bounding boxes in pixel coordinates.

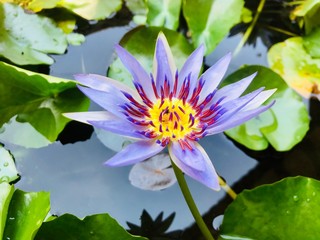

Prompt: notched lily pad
[268,36,320,100]
[129,153,176,191]
[220,176,320,240]
[0,145,19,183]
[0,61,90,145]
[223,65,309,151]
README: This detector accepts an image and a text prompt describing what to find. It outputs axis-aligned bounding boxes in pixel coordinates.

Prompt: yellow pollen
[148,98,199,140]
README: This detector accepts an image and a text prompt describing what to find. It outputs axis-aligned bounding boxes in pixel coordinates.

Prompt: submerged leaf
[129,153,176,191]
[0,145,19,183]
[220,176,320,239]
[268,36,320,100]
[183,0,244,54]
[35,213,147,240]
[224,65,309,151]
[0,61,90,143]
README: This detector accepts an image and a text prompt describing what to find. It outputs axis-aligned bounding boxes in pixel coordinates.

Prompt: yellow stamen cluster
[148,98,198,141]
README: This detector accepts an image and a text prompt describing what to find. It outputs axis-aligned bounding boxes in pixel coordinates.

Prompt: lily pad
[0,3,83,65]
[125,0,147,25]
[3,188,50,240]
[291,0,320,34]
[108,26,194,88]
[146,0,181,30]
[268,36,320,100]
[2,0,122,20]
[57,0,122,20]
[129,153,176,191]
[0,183,14,238]
[0,61,90,143]
[0,145,19,183]
[303,27,320,58]
[220,176,320,240]
[223,65,309,151]
[35,213,147,240]
[182,0,244,55]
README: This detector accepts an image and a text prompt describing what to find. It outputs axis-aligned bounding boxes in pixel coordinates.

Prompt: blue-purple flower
[64,33,275,190]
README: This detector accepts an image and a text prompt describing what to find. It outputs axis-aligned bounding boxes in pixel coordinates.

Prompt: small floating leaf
[0,145,19,183]
[129,153,176,191]
[220,176,320,239]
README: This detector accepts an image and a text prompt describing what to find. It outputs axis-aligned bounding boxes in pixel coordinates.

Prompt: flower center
[148,98,199,142]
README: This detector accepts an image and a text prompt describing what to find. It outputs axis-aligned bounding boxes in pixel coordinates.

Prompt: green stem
[171,160,215,240]
[233,0,266,56]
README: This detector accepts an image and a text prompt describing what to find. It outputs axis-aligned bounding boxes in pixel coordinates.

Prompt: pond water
[4,18,320,238]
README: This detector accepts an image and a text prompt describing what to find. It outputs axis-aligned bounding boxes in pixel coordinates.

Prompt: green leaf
[0,183,14,238]
[223,65,309,151]
[0,3,75,65]
[125,0,147,25]
[35,213,147,240]
[183,0,244,55]
[0,61,90,142]
[146,0,181,30]
[303,27,320,58]
[3,189,50,240]
[108,26,194,88]
[57,0,122,20]
[268,36,320,99]
[292,0,320,34]
[0,145,19,183]
[220,176,320,240]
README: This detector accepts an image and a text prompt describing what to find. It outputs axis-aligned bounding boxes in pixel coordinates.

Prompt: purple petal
[63,111,116,124]
[115,45,155,101]
[89,119,147,139]
[169,141,220,190]
[178,45,204,94]
[206,101,275,135]
[243,89,276,111]
[153,33,176,91]
[78,86,126,118]
[104,140,164,167]
[74,74,139,99]
[198,53,232,99]
[212,72,257,104]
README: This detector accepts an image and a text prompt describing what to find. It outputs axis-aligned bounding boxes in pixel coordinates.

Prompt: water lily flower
[64,33,275,190]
